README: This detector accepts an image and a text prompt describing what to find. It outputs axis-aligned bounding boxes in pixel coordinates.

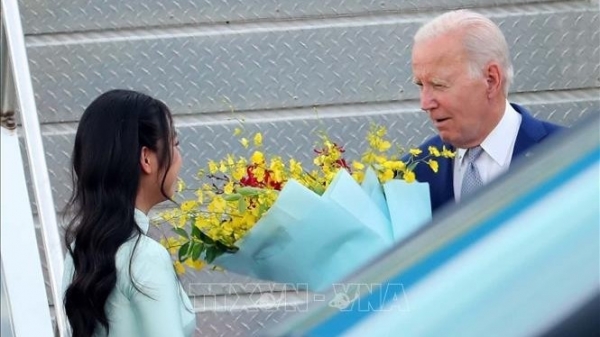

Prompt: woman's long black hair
[63,89,175,337]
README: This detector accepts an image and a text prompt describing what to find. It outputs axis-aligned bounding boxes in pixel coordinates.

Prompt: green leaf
[237,186,263,196]
[173,227,189,239]
[195,229,215,245]
[221,244,239,253]
[407,161,418,172]
[178,241,190,262]
[223,193,242,201]
[237,197,247,215]
[258,203,269,216]
[191,226,203,240]
[191,242,203,261]
[204,246,219,263]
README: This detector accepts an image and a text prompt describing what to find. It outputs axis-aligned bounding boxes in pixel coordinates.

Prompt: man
[410,9,563,212]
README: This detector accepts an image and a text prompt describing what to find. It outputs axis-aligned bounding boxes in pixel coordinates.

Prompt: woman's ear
[140,147,153,174]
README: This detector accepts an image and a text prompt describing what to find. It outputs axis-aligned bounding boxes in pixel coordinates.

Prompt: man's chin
[438,132,453,145]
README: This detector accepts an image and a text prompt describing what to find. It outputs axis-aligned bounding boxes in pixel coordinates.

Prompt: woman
[62,89,196,337]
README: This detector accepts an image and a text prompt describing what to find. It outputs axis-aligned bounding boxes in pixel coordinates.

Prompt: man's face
[411,33,491,149]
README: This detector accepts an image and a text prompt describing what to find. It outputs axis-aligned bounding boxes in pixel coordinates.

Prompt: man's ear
[485,62,503,98]
[140,146,153,174]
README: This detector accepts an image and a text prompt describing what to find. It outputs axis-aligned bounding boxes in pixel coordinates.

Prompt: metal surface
[193,309,305,337]
[34,90,599,211]
[1,0,67,335]
[25,2,599,124]
[20,0,559,35]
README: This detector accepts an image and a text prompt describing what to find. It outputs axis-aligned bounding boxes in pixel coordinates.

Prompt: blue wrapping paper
[360,168,391,222]
[213,169,431,292]
[383,179,431,241]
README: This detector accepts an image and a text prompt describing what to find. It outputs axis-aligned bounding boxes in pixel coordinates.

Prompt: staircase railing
[1,0,68,335]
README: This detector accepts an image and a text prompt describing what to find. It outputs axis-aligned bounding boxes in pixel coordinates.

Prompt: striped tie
[461,146,484,199]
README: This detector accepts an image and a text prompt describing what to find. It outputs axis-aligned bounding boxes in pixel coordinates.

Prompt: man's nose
[420,87,437,112]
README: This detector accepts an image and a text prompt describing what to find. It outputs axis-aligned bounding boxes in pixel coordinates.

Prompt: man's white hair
[414,9,514,95]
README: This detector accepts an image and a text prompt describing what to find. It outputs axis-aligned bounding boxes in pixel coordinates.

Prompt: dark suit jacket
[411,103,564,212]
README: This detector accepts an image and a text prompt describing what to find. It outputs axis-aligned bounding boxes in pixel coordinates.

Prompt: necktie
[461,146,484,199]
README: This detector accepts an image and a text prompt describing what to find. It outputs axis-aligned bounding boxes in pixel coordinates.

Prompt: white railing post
[1,129,55,337]
[1,0,68,335]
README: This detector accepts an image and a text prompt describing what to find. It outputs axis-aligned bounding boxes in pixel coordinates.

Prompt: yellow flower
[374,125,386,137]
[377,140,391,152]
[174,260,185,275]
[442,146,456,158]
[232,165,246,181]
[428,159,439,173]
[373,154,387,164]
[159,209,179,226]
[289,159,303,176]
[269,158,285,182]
[428,146,441,157]
[208,160,218,174]
[181,200,196,212]
[352,161,365,170]
[184,258,205,270]
[219,161,228,173]
[254,132,263,146]
[240,138,249,148]
[383,161,405,171]
[233,128,242,136]
[224,181,234,194]
[195,189,204,204]
[361,151,376,164]
[251,151,265,164]
[352,171,365,183]
[160,237,181,255]
[177,214,188,228]
[176,179,186,193]
[207,197,226,213]
[226,154,235,166]
[194,216,206,229]
[253,166,266,182]
[409,148,422,156]
[381,169,394,182]
[404,170,416,183]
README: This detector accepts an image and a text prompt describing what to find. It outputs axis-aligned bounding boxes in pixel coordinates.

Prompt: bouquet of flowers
[159,125,453,291]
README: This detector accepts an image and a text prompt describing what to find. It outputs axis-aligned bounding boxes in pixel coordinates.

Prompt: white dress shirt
[454,101,522,202]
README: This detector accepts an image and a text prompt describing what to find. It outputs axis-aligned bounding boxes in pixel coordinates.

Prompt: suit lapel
[511,103,548,158]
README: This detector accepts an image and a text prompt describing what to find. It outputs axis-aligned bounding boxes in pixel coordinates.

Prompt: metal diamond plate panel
[193,308,302,337]
[37,90,598,212]
[20,0,559,35]
[25,4,599,124]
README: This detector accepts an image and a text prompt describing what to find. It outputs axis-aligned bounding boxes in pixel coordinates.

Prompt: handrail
[1,0,68,335]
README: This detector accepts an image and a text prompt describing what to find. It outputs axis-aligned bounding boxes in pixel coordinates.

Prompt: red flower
[240,165,282,191]
[313,143,352,173]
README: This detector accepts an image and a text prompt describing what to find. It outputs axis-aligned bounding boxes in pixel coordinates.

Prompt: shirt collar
[134,208,150,234]
[458,101,521,165]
